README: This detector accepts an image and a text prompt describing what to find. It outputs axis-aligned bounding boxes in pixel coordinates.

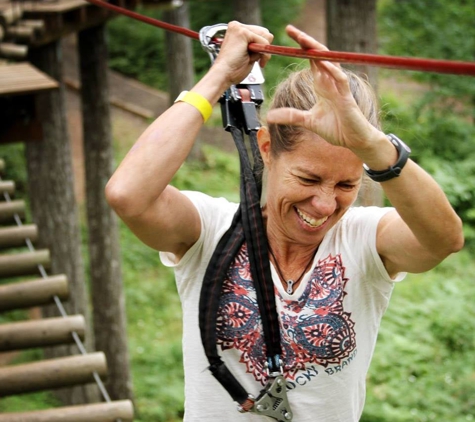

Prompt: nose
[310,189,337,216]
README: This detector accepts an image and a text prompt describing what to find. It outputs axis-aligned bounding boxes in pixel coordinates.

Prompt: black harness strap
[198,90,284,410]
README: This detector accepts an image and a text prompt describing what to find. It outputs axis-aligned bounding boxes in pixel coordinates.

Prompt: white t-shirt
[160,191,405,422]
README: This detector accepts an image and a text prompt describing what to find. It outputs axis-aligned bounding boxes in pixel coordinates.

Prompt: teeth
[296,208,328,228]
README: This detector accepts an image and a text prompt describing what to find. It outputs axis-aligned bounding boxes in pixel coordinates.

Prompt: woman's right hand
[212,21,274,87]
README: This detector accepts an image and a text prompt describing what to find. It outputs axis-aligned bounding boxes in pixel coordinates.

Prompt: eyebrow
[294,166,361,184]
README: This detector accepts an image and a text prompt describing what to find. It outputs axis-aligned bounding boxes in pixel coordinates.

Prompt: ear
[257,127,272,166]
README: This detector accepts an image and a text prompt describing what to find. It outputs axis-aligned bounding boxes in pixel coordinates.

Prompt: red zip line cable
[85,0,475,77]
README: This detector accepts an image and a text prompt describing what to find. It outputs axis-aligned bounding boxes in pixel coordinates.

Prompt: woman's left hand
[266,25,381,153]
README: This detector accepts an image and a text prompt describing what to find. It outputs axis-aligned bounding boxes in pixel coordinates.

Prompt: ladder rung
[0,315,85,352]
[0,249,50,277]
[0,180,15,195]
[0,352,107,396]
[0,224,38,248]
[0,400,134,422]
[0,200,25,223]
[0,274,68,311]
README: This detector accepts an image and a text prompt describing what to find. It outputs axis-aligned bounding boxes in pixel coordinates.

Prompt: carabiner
[199,23,228,63]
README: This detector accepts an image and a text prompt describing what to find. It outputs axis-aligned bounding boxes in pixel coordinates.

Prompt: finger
[240,22,274,43]
[228,21,274,45]
[266,107,311,128]
[312,60,350,95]
[285,24,328,51]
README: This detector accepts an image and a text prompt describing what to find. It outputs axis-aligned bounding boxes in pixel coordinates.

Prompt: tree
[233,0,262,25]
[163,1,194,105]
[27,41,95,405]
[326,0,382,206]
[78,23,133,401]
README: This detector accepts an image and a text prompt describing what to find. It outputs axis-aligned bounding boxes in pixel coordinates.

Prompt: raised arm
[105,22,273,258]
[266,25,464,276]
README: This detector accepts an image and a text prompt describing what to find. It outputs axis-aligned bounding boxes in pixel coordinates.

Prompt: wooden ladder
[0,158,134,421]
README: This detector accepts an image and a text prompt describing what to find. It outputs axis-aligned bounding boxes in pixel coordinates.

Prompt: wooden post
[26,40,93,405]
[0,352,107,396]
[0,224,38,248]
[0,315,85,351]
[0,400,134,422]
[0,274,68,311]
[0,249,50,277]
[78,24,133,401]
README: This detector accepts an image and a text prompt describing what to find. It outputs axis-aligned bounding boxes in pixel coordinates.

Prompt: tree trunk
[163,1,194,105]
[326,0,383,206]
[233,0,262,25]
[26,41,95,405]
[78,24,133,401]
[326,0,378,87]
[163,1,201,158]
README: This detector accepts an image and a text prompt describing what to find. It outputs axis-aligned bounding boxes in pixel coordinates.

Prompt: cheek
[338,190,359,207]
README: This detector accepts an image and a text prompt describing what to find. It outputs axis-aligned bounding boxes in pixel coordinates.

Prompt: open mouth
[296,207,329,229]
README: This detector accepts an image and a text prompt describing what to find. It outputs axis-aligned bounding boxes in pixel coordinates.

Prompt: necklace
[269,247,317,294]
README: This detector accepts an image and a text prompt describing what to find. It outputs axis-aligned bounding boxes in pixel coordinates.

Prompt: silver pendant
[286,280,294,294]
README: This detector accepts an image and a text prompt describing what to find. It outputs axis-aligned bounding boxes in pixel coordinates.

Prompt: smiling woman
[105,21,463,422]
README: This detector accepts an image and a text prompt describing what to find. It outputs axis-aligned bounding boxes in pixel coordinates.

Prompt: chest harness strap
[198,24,293,421]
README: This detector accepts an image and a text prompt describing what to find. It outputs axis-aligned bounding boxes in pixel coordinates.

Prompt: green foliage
[0,143,27,198]
[107,7,168,89]
[379,0,475,100]
[379,0,475,246]
[362,251,475,422]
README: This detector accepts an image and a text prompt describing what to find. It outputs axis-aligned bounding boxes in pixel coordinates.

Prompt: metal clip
[199,23,228,64]
[199,23,265,132]
[199,23,265,86]
[251,375,293,421]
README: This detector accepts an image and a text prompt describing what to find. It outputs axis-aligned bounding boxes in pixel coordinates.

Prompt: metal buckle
[251,375,293,421]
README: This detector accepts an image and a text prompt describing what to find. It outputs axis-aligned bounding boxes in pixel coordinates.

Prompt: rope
[84,0,475,76]
[0,178,119,419]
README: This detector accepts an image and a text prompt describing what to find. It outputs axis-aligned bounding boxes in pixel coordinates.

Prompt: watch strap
[363,134,411,182]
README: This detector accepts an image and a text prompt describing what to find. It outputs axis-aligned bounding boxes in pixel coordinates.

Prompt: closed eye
[298,176,318,185]
[338,183,357,191]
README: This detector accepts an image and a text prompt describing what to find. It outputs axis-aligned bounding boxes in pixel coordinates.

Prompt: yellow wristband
[174,91,213,123]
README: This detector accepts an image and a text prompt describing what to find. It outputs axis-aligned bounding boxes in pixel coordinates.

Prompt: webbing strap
[198,122,282,405]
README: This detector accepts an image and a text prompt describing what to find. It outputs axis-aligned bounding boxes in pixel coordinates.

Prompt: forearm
[105,69,229,217]
[357,133,464,258]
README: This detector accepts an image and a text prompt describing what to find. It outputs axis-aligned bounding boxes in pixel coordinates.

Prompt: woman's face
[259,128,363,247]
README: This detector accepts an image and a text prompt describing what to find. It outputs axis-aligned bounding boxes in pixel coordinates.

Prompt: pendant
[286,280,294,294]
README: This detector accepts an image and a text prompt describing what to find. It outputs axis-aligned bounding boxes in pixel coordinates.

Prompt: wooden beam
[0,315,85,352]
[0,249,50,277]
[0,274,68,312]
[0,400,134,422]
[0,224,38,248]
[0,64,58,96]
[0,200,25,222]
[0,352,107,396]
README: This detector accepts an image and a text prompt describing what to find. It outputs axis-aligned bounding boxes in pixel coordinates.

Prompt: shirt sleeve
[159,190,239,270]
[341,206,406,291]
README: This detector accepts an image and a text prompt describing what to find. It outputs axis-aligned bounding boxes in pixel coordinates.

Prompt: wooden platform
[0,63,58,96]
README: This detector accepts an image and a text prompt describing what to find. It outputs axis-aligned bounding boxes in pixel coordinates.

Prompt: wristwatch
[363,134,411,182]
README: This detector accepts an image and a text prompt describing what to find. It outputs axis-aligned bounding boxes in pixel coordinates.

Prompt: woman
[106,22,463,421]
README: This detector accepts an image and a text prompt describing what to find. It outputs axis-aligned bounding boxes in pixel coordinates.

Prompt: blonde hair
[267,67,380,156]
